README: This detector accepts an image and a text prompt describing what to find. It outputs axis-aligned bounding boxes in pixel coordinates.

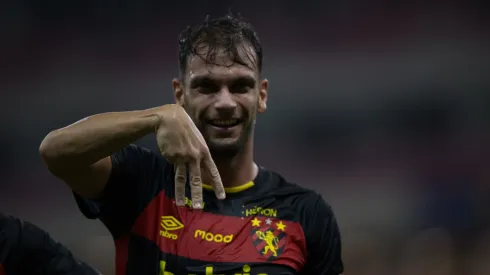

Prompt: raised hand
[156,104,225,209]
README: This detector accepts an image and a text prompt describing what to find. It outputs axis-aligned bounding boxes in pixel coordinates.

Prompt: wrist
[143,104,175,133]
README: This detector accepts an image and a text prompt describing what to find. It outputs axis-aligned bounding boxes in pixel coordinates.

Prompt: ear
[172,78,184,106]
[258,79,268,113]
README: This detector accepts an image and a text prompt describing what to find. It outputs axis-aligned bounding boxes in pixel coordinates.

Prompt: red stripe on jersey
[131,190,307,271]
[114,234,130,275]
[0,264,4,275]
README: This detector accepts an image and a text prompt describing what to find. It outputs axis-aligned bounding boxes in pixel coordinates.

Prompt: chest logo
[160,216,184,240]
[194,229,234,243]
[250,217,287,261]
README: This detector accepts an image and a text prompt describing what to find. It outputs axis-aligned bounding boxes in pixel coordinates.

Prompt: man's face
[173,45,268,155]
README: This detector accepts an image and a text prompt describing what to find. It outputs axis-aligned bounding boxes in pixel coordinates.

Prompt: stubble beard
[184,103,256,160]
[205,119,253,160]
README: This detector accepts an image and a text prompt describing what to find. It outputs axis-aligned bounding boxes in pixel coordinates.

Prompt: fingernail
[218,192,226,199]
[176,200,185,206]
[193,202,202,209]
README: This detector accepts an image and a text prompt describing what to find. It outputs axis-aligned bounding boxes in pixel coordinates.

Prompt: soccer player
[0,213,100,275]
[39,13,344,275]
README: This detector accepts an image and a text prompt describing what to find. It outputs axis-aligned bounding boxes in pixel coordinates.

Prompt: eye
[230,85,250,94]
[198,84,218,94]
[230,79,255,94]
[194,80,219,94]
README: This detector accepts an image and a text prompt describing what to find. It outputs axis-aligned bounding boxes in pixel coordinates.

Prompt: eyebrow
[189,75,257,87]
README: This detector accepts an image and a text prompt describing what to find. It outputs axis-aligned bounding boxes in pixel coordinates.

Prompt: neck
[212,138,257,188]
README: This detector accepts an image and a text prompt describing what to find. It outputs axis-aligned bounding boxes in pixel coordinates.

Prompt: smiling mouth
[208,119,241,128]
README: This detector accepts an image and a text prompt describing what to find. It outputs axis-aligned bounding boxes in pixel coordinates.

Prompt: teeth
[213,119,237,126]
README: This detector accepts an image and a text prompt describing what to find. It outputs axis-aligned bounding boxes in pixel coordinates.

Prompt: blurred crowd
[1,0,489,274]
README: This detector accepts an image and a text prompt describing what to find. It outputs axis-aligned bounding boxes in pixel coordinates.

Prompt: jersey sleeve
[301,194,344,275]
[73,144,167,237]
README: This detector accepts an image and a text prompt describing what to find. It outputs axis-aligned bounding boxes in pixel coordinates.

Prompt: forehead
[185,45,258,83]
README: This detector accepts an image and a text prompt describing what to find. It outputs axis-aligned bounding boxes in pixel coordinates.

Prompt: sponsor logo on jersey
[194,230,234,243]
[243,206,277,217]
[250,217,287,261]
[160,216,184,240]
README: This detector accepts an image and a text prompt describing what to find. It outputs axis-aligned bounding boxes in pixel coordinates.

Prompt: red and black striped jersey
[0,213,100,275]
[74,144,344,275]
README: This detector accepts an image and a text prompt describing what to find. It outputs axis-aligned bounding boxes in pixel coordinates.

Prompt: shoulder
[0,215,55,252]
[0,213,22,264]
[0,212,16,226]
[266,170,334,216]
[263,170,339,240]
[0,213,21,239]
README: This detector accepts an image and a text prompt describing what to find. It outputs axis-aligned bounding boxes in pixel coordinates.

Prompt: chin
[202,122,253,156]
[206,138,243,155]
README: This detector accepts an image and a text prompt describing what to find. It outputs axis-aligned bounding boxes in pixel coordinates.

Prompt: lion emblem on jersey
[256,230,279,257]
[249,217,287,261]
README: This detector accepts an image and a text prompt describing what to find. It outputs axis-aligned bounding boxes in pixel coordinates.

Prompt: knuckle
[190,148,201,159]
[165,148,187,158]
[174,173,186,183]
[192,193,202,201]
[190,176,202,186]
[175,151,187,159]
[208,167,220,179]
[201,145,211,155]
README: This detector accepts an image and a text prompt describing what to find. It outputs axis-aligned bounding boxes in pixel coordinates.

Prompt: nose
[214,87,237,111]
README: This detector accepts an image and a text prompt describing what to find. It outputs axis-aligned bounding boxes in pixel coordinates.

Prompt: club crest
[249,217,287,261]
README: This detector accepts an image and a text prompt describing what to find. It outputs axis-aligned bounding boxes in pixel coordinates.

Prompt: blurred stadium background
[1,0,489,274]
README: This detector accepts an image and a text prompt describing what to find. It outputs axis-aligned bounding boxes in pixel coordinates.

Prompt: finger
[188,160,204,209]
[174,164,187,207]
[202,152,225,200]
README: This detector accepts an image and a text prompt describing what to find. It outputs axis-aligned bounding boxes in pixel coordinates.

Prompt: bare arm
[39,106,165,199]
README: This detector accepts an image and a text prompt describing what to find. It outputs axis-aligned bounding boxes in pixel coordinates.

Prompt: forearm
[39,106,164,170]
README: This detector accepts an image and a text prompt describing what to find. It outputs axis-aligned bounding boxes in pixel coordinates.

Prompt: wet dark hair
[178,13,263,77]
